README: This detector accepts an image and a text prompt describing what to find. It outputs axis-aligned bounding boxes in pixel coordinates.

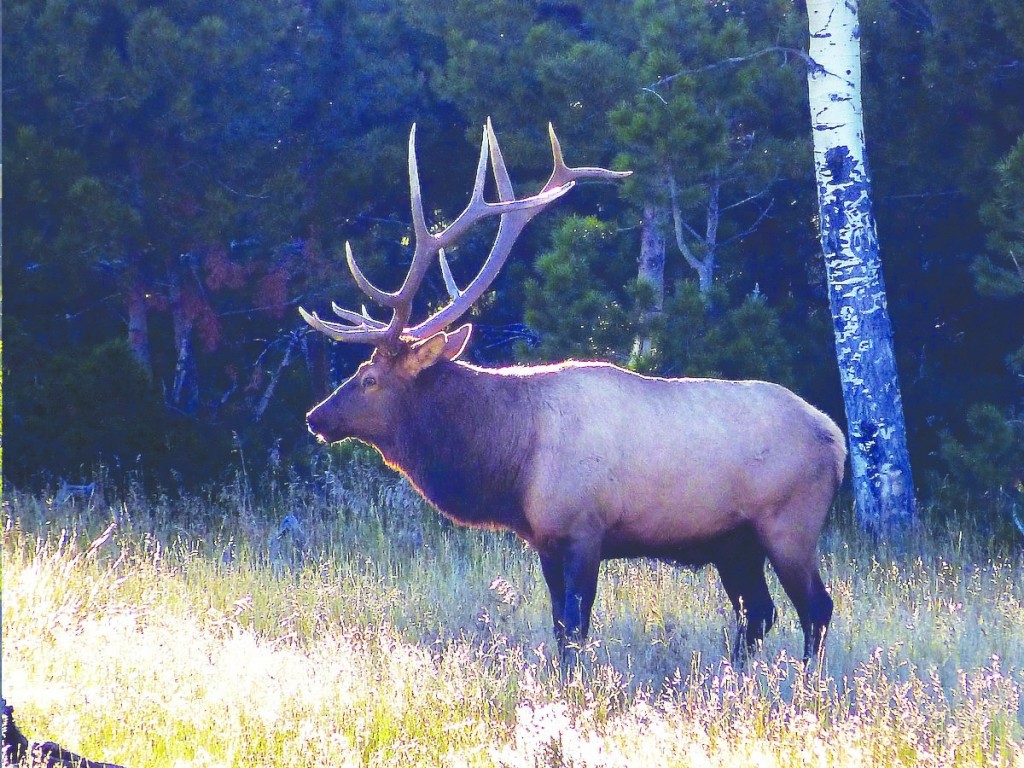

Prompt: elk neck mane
[384,357,559,534]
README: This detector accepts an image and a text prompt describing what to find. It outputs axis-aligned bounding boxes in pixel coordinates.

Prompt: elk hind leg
[775,563,832,662]
[758,498,834,661]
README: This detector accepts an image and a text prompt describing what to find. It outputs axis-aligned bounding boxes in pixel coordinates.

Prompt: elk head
[301,120,629,445]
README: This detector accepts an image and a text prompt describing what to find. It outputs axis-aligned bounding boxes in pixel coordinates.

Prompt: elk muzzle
[306,399,342,443]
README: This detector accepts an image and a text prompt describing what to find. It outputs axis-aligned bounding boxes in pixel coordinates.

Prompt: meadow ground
[2,465,1022,767]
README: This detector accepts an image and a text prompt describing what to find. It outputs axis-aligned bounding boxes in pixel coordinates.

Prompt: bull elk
[302,121,845,663]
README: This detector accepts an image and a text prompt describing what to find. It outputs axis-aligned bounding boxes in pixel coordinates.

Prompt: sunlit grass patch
[2,528,519,766]
[2,478,1022,767]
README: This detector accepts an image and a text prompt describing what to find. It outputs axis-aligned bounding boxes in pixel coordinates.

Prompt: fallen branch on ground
[2,700,127,768]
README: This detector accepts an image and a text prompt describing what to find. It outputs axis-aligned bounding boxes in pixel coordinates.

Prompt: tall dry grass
[2,465,1022,767]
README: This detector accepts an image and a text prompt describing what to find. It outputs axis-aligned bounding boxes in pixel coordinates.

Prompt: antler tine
[379,123,447,339]
[438,249,462,300]
[544,123,633,191]
[486,117,515,202]
[408,123,431,244]
[298,307,392,343]
[330,302,387,330]
[341,125,438,319]
[344,242,392,307]
[469,125,493,209]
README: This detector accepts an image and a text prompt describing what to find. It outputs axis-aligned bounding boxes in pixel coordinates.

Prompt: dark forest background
[3,0,1022,525]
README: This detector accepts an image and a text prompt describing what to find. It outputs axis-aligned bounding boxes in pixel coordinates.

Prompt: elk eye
[362,375,377,389]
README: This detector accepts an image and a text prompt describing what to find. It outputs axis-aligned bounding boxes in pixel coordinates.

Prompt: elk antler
[300,120,630,346]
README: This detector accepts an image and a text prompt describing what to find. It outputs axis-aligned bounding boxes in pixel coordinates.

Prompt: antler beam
[300,120,630,345]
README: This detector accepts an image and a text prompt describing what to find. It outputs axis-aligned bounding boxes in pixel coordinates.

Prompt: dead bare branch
[645,46,820,92]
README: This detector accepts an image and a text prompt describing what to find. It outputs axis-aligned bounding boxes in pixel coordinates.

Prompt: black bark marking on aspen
[820,145,873,264]
[854,418,886,525]
[824,145,855,183]
[858,420,882,468]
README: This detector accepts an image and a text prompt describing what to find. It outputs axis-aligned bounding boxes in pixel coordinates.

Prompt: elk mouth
[306,411,341,444]
[308,426,332,444]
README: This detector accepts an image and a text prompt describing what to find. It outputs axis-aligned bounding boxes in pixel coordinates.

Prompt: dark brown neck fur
[380,359,535,536]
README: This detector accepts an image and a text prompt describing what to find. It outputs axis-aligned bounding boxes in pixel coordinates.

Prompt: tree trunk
[301,330,332,401]
[255,333,297,422]
[125,259,151,375]
[169,269,199,413]
[632,203,667,359]
[669,172,716,294]
[702,177,720,294]
[806,0,916,528]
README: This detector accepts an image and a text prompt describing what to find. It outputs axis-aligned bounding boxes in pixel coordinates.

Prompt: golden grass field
[2,466,1022,767]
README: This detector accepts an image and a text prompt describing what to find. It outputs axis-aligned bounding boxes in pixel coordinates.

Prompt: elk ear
[405,332,450,374]
[441,324,473,361]
[405,324,474,374]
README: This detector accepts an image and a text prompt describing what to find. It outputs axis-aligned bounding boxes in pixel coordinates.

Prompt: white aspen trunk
[806,0,916,528]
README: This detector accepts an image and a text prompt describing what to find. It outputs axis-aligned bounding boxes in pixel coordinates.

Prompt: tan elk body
[303,122,845,662]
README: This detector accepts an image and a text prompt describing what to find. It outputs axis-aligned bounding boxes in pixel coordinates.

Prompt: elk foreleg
[716,553,777,663]
[539,542,600,666]
[713,527,777,663]
[539,553,567,648]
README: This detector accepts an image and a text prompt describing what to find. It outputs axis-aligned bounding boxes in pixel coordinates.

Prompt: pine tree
[4,0,326,482]
[611,0,806,297]
[937,133,1024,524]
[521,216,635,362]
[856,0,1024,462]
